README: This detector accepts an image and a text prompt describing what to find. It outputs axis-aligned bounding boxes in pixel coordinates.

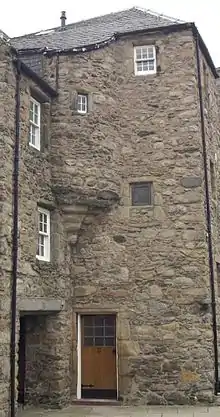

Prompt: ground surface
[18,405,220,417]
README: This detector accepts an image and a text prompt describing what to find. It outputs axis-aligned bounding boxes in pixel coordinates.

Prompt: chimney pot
[60,11,66,29]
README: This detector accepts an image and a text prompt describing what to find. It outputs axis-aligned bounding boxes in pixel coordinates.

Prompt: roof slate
[11,7,184,51]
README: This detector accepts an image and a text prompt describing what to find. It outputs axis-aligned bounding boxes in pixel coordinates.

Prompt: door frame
[76,313,118,400]
[18,315,26,404]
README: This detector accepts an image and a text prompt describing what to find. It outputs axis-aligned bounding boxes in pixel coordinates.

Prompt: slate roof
[11,7,184,51]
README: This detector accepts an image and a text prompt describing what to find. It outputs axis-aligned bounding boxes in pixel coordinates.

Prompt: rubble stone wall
[47,29,217,403]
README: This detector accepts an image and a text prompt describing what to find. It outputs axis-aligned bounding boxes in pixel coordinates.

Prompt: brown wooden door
[81,315,117,399]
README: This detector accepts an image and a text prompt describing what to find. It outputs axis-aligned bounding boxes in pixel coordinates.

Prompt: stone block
[149,284,163,298]
[118,318,131,340]
[180,176,202,188]
[18,298,65,312]
[74,286,97,297]
[180,369,200,383]
[119,341,140,357]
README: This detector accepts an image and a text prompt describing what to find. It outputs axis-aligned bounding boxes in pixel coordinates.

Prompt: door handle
[112,348,116,354]
[81,384,94,388]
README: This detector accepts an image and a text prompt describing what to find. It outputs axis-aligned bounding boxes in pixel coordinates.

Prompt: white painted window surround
[29,97,41,150]
[36,207,50,262]
[134,45,157,75]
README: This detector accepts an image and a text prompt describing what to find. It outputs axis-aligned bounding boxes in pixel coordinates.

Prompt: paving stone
[18,405,220,417]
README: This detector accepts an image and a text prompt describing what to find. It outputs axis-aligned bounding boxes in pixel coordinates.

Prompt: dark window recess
[131,182,152,206]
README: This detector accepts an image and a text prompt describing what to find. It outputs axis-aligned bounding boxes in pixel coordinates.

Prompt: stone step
[72,399,122,406]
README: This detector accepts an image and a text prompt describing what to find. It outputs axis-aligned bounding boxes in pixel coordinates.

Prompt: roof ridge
[133,6,185,24]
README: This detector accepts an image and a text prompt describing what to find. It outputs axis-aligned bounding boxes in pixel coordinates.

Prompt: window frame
[29,97,41,150]
[134,45,157,76]
[36,207,50,262]
[130,182,153,206]
[77,93,88,114]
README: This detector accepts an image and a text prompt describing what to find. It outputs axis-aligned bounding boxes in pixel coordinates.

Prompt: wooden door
[81,315,117,399]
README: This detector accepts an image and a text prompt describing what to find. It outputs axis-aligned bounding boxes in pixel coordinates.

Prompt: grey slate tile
[10,7,184,51]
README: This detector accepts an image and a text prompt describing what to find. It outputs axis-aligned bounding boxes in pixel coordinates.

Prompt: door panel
[81,315,117,399]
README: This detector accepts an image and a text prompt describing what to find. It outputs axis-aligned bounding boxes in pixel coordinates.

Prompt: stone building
[1,6,220,415]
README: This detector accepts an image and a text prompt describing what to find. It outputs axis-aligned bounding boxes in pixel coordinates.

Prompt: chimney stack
[60,11,66,29]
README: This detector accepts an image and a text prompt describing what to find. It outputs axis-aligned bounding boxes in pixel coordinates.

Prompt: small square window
[77,94,88,114]
[134,45,156,76]
[29,98,41,150]
[131,182,153,206]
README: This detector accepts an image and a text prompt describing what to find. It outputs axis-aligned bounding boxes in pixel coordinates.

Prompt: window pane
[105,337,115,347]
[39,213,43,231]
[95,337,104,346]
[84,337,94,346]
[84,327,94,337]
[143,61,149,71]
[29,101,34,121]
[142,48,149,59]
[105,326,115,337]
[95,327,104,337]
[42,214,48,233]
[147,47,154,58]
[104,316,115,327]
[29,125,32,142]
[148,61,155,71]
[142,60,155,72]
[32,131,36,145]
[34,111,38,125]
[30,124,37,145]
[136,62,143,72]
[94,316,104,327]
[131,183,152,206]
[38,235,45,257]
[135,48,142,60]
[83,316,93,326]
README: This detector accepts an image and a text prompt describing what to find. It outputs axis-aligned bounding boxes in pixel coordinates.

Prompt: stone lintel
[18,298,65,313]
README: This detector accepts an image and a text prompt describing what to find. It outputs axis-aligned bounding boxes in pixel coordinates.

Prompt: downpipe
[10,58,21,417]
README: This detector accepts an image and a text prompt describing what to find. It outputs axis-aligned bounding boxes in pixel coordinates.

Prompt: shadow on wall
[18,313,68,408]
